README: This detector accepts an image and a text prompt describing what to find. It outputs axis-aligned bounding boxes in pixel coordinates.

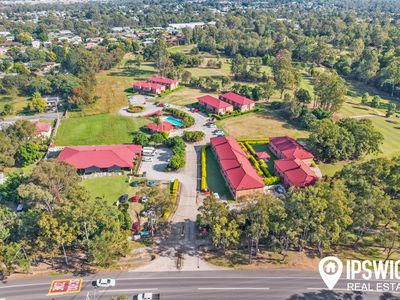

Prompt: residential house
[31,40,41,48]
[269,136,317,188]
[219,92,256,112]
[146,121,175,133]
[133,81,166,95]
[197,95,234,115]
[44,96,60,111]
[34,121,52,138]
[210,136,264,199]
[148,77,179,90]
[57,144,142,174]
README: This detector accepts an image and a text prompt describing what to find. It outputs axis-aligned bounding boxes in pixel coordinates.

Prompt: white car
[95,278,116,288]
[143,157,153,162]
[213,192,220,200]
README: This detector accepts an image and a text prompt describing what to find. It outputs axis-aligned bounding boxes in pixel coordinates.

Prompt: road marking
[198,287,270,290]
[102,288,158,293]
[0,282,49,289]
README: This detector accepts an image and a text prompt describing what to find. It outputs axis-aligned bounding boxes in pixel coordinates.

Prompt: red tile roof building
[269,136,317,188]
[57,144,142,174]
[198,95,234,115]
[210,136,264,199]
[146,121,175,132]
[133,81,166,95]
[219,92,256,112]
[148,77,179,90]
[35,121,51,138]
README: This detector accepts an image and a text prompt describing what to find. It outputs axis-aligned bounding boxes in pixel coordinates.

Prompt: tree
[381,57,400,96]
[371,95,381,108]
[132,132,149,146]
[259,79,276,101]
[295,88,312,106]
[352,48,380,83]
[12,62,31,75]
[386,103,397,117]
[16,32,33,45]
[28,92,47,113]
[307,119,355,162]
[361,92,369,104]
[1,103,13,116]
[337,118,384,159]
[152,38,172,77]
[16,142,42,166]
[181,70,192,84]
[272,50,296,98]
[314,70,346,113]
[150,133,164,145]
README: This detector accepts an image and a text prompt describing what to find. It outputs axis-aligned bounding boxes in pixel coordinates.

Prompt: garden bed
[127,105,145,113]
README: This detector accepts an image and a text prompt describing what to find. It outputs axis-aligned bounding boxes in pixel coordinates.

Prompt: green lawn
[55,113,149,146]
[206,148,233,200]
[0,95,30,116]
[168,45,196,54]
[252,143,278,175]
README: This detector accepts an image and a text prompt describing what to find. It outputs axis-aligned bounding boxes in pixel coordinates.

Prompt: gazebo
[256,151,271,160]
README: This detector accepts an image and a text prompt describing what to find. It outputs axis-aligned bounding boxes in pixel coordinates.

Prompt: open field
[206,147,233,200]
[160,86,217,106]
[217,111,309,140]
[168,45,196,54]
[55,113,149,146]
[0,95,29,116]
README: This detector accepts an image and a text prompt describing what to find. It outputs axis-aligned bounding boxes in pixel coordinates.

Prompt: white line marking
[198,287,270,290]
[102,288,158,293]
[0,282,49,289]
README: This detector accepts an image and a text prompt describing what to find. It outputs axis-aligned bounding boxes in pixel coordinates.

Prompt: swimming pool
[163,116,183,127]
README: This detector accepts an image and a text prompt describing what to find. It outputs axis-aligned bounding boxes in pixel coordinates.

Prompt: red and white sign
[48,278,83,295]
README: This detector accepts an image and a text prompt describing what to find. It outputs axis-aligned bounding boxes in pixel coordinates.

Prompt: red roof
[275,158,317,188]
[35,121,51,133]
[146,121,174,132]
[256,152,271,159]
[134,81,164,90]
[269,136,314,160]
[148,77,178,85]
[198,95,232,109]
[211,136,264,193]
[57,144,142,170]
[220,92,255,106]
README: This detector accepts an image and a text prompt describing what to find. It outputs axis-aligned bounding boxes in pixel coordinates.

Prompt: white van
[142,149,156,156]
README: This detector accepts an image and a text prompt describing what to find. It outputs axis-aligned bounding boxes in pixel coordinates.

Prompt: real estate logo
[319,256,343,290]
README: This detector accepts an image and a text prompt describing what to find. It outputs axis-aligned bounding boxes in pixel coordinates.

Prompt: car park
[94,278,116,288]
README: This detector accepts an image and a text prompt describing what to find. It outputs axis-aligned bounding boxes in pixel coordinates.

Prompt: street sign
[48,278,83,295]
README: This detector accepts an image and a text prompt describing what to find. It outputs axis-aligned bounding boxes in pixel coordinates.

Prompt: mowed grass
[161,86,217,106]
[206,148,233,200]
[55,113,149,146]
[168,45,196,54]
[217,111,309,140]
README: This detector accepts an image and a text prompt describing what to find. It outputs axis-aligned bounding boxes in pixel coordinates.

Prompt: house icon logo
[319,256,343,290]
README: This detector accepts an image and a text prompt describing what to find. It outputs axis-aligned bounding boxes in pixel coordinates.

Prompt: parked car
[131,195,140,203]
[16,204,24,213]
[213,192,220,200]
[119,194,129,203]
[131,222,140,233]
[140,196,148,203]
[143,157,153,162]
[216,132,225,137]
[137,293,160,300]
[192,108,199,113]
[164,103,171,108]
[158,103,164,107]
[130,181,139,187]
[95,278,116,288]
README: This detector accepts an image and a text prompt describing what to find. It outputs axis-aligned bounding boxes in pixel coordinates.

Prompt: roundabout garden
[127,105,145,113]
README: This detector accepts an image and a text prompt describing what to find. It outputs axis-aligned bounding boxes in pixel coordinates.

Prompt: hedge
[171,179,179,194]
[201,145,208,191]
[263,176,281,185]
[244,142,256,156]
[210,107,260,120]
[237,138,269,144]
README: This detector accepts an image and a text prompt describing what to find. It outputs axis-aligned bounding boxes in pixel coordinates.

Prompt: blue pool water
[163,116,183,127]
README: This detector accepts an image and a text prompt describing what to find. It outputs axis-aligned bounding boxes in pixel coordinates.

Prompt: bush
[244,142,256,156]
[210,107,259,120]
[167,136,186,170]
[263,176,281,185]
[127,105,145,113]
[237,138,269,144]
[182,130,205,142]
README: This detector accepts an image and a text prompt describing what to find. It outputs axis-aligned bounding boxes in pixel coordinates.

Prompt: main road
[0,269,397,300]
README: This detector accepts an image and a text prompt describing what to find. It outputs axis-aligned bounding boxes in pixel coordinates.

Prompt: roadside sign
[48,278,83,295]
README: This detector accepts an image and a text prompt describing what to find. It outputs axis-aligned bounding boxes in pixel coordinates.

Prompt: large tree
[314,70,346,113]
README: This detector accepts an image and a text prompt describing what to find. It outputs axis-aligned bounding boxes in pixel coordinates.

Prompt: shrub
[244,142,256,156]
[263,176,281,185]
[182,130,205,142]
[210,107,259,120]
[127,105,145,113]
[167,136,186,170]
[237,138,269,144]
[310,160,316,167]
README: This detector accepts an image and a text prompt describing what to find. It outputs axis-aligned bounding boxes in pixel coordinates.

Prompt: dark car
[119,194,129,203]
[130,181,139,187]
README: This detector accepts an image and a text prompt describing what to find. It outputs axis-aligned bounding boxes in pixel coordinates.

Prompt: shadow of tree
[109,67,156,78]
[287,290,365,300]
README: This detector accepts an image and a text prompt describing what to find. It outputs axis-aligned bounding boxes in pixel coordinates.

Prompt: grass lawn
[168,45,196,54]
[160,86,217,106]
[55,113,149,146]
[252,144,278,175]
[217,111,309,140]
[186,57,231,78]
[206,147,233,200]
[0,95,29,116]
